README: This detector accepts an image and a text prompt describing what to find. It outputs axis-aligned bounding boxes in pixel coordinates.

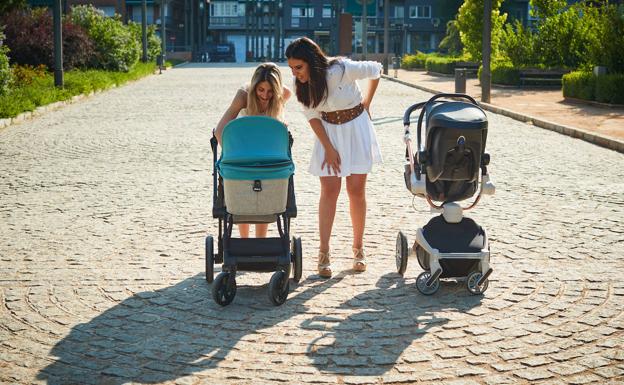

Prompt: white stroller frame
[397,93,496,295]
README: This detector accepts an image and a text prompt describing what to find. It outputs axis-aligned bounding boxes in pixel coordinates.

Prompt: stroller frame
[205,129,302,307]
[396,93,495,295]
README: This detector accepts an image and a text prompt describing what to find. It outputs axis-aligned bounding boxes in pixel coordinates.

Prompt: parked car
[209,43,235,63]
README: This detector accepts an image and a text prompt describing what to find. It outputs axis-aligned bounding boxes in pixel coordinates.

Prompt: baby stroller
[396,93,496,295]
[206,116,302,306]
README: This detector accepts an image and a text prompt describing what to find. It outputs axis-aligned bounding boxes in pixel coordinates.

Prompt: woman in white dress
[214,62,291,238]
[285,37,382,278]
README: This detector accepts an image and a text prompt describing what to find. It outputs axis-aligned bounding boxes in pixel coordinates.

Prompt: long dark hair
[285,37,340,108]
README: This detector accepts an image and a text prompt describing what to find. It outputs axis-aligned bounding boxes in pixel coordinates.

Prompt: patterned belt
[321,103,365,125]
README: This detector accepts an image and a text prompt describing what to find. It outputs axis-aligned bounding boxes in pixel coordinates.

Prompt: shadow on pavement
[303,273,483,376]
[36,273,344,384]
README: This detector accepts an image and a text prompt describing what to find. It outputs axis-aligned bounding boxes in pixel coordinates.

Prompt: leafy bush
[457,0,507,61]
[587,3,624,74]
[12,64,47,86]
[401,52,428,69]
[0,8,94,70]
[562,71,595,101]
[127,22,162,61]
[425,56,465,75]
[595,74,624,104]
[438,19,463,55]
[0,28,12,95]
[70,5,140,71]
[484,61,520,86]
[500,20,537,67]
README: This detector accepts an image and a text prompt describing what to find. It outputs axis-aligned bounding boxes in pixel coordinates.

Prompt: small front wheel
[396,231,408,276]
[466,271,489,295]
[268,270,289,306]
[212,272,236,306]
[416,271,439,295]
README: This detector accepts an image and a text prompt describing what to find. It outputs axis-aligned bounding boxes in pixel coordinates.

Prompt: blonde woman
[214,62,291,238]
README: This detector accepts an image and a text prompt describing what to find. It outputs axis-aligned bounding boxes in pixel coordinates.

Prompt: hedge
[563,71,624,105]
[482,61,521,86]
[425,56,466,75]
[401,52,428,70]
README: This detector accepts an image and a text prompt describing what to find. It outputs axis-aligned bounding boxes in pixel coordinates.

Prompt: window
[322,5,332,18]
[291,7,314,18]
[130,6,154,23]
[394,6,404,19]
[210,2,239,17]
[97,6,116,17]
[409,5,431,19]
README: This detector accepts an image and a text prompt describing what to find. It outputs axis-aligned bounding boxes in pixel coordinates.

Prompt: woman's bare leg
[346,174,367,250]
[255,223,269,238]
[319,176,341,253]
[238,224,250,238]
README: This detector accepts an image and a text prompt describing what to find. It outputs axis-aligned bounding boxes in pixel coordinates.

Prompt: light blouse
[301,58,383,121]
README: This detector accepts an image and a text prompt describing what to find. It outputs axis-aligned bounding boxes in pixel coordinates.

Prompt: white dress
[301,58,383,177]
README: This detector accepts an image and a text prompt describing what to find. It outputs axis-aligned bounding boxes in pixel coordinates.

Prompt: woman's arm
[362,78,380,114]
[214,89,246,144]
[309,118,341,175]
[283,86,292,103]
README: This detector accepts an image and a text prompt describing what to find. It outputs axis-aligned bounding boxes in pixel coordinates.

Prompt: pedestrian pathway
[0,63,622,385]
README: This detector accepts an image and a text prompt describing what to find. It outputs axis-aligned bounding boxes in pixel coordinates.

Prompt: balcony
[209,16,244,28]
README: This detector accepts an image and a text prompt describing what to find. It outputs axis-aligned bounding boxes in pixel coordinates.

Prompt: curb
[382,74,624,154]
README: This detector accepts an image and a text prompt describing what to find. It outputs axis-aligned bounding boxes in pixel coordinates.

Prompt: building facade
[30,0,578,63]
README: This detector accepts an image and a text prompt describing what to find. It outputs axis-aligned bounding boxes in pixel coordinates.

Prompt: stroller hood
[217,116,295,180]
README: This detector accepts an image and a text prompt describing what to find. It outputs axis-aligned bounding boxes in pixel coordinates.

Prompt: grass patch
[0,62,156,119]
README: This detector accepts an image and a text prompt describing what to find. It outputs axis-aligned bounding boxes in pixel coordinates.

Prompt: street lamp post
[53,0,63,87]
[141,0,148,62]
[482,0,492,103]
[383,0,388,74]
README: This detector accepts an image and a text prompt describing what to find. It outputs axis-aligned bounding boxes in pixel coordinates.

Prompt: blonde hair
[246,62,284,119]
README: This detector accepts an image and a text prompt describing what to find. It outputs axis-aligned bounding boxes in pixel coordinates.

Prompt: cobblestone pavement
[1,63,623,385]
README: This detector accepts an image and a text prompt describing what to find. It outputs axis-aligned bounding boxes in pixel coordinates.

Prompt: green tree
[0,28,12,95]
[127,22,162,62]
[70,5,139,72]
[438,19,463,55]
[456,0,507,61]
[587,3,624,73]
[500,20,537,67]
[530,0,567,19]
[0,0,27,15]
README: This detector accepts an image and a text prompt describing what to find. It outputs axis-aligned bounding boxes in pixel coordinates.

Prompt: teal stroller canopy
[217,116,295,180]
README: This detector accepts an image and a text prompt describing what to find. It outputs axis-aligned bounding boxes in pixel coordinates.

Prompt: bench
[519,69,568,87]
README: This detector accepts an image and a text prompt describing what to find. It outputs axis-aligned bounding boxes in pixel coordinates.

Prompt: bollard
[455,68,466,93]
[392,57,400,78]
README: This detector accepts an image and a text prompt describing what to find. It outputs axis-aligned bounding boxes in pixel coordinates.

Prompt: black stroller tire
[212,272,236,306]
[205,236,214,283]
[268,270,289,306]
[416,271,439,295]
[416,245,430,271]
[466,271,489,295]
[396,231,408,276]
[291,236,303,283]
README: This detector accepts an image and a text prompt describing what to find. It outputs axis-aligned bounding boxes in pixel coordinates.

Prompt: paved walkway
[390,69,624,146]
[0,63,623,385]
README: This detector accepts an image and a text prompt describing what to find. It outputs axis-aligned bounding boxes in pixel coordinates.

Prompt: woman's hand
[322,146,342,175]
[362,99,372,119]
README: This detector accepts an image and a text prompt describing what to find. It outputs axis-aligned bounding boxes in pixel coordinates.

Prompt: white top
[301,58,382,121]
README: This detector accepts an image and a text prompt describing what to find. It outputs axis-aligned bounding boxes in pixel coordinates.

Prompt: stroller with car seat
[396,93,496,295]
[206,116,302,306]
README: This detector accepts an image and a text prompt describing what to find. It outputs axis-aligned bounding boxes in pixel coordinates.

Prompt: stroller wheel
[205,236,214,283]
[416,271,439,295]
[291,236,303,283]
[268,270,290,306]
[416,245,430,271]
[466,271,489,295]
[212,272,237,306]
[396,231,408,276]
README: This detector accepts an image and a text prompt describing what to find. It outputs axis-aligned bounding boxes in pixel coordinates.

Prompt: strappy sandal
[352,248,367,272]
[318,250,332,278]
